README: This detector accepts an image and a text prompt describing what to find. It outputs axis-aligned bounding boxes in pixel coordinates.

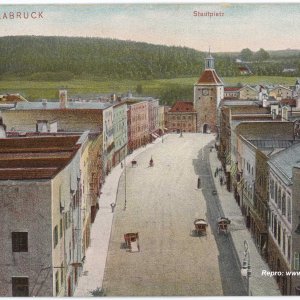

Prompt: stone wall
[0,180,53,296]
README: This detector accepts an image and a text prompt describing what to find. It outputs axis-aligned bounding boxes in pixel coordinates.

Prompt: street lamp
[241,240,251,296]
[123,148,127,211]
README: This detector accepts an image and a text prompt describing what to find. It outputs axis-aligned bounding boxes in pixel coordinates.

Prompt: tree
[254,48,270,61]
[240,48,253,61]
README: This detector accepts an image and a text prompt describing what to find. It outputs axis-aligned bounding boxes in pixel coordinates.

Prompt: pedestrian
[220,177,223,185]
[215,167,219,176]
[110,203,116,213]
[121,162,123,169]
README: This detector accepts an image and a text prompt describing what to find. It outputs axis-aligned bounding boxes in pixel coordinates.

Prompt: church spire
[205,47,214,70]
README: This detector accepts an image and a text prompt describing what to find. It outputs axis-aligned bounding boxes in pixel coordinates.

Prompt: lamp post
[123,154,127,211]
[241,240,251,296]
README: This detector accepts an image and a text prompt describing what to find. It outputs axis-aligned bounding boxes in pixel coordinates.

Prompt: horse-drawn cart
[217,217,231,234]
[124,232,140,252]
[193,218,208,236]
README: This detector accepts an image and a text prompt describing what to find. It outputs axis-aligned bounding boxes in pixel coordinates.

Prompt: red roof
[196,70,223,85]
[169,101,196,113]
[0,94,25,103]
[224,87,241,92]
[281,98,296,107]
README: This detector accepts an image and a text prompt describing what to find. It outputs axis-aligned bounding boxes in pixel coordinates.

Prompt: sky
[0,3,300,52]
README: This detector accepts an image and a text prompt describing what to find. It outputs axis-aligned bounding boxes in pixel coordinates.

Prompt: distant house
[224,87,240,99]
[282,68,297,74]
[224,84,258,100]
[239,65,252,75]
[0,93,28,103]
[269,85,293,100]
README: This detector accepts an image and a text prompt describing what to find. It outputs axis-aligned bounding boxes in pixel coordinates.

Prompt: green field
[0,76,297,102]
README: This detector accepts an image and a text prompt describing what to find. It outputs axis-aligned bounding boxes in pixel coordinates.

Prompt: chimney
[59,90,68,109]
[262,98,268,107]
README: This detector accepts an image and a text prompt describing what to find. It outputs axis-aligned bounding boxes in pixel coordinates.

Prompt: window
[294,253,300,271]
[287,196,291,223]
[54,225,58,248]
[278,187,282,210]
[60,263,64,286]
[278,221,281,246]
[55,271,59,296]
[60,219,63,239]
[288,236,291,262]
[12,232,28,252]
[283,230,286,255]
[273,216,277,239]
[12,277,29,296]
[282,193,286,216]
[270,178,274,199]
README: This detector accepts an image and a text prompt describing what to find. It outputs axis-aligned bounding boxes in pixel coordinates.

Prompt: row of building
[0,91,170,296]
[217,103,300,295]
[2,50,300,296]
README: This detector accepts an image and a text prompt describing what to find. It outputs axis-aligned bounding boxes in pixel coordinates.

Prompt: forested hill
[0,36,240,81]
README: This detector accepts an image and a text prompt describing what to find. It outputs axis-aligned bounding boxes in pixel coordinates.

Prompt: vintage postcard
[1,1,300,297]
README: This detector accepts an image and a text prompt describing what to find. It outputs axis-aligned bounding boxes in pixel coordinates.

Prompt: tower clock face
[202,89,209,96]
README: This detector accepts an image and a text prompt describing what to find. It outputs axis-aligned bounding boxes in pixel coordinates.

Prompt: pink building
[127,100,149,152]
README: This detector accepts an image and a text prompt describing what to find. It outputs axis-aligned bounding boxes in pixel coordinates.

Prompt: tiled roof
[224,87,241,92]
[14,101,112,110]
[169,101,196,113]
[0,135,81,180]
[0,168,61,180]
[0,94,27,103]
[0,135,80,153]
[281,98,296,107]
[222,100,260,106]
[196,70,223,85]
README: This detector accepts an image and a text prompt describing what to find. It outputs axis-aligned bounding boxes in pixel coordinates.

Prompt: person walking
[110,203,116,213]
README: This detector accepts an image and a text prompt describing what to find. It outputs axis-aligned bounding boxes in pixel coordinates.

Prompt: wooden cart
[124,232,140,252]
[193,218,208,236]
[217,217,231,234]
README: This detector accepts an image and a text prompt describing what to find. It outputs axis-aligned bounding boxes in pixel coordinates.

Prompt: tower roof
[196,69,223,85]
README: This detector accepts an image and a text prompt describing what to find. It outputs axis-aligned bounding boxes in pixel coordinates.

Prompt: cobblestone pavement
[208,147,281,296]
[102,133,225,296]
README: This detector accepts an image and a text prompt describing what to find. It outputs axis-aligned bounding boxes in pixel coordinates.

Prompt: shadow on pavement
[192,143,247,296]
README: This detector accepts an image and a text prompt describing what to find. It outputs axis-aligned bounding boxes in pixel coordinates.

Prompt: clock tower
[193,51,224,133]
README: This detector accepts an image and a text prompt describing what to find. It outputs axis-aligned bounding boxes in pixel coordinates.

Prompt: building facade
[127,100,149,152]
[0,134,90,297]
[193,52,224,133]
[112,102,128,167]
[166,101,197,133]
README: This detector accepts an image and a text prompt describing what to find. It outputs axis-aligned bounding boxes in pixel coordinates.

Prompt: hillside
[0,36,241,81]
